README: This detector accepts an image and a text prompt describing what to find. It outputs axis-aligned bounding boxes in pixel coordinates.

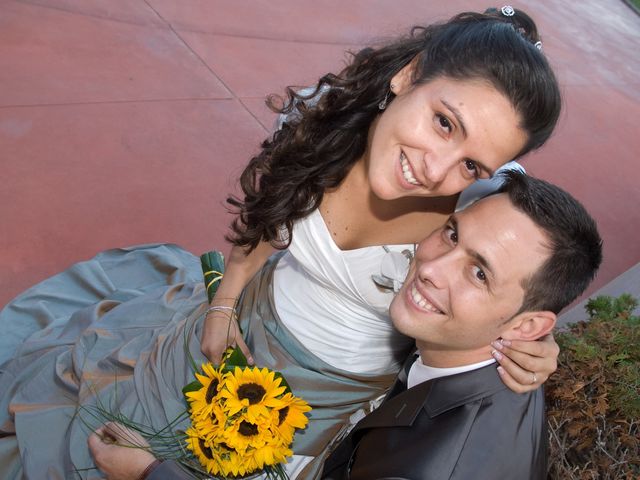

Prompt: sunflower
[274,392,311,431]
[247,440,293,471]
[220,415,273,454]
[185,427,218,474]
[186,427,258,477]
[219,367,287,423]
[185,363,227,420]
[190,401,226,440]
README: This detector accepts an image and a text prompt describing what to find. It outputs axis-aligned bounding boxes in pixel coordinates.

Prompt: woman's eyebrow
[441,99,467,138]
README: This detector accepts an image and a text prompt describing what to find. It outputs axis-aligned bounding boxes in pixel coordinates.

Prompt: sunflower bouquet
[181,251,311,479]
[183,350,311,478]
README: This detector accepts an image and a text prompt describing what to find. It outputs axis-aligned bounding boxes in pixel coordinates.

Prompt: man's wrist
[137,459,162,480]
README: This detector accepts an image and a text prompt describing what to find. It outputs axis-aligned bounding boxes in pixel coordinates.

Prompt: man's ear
[390,56,419,96]
[500,310,557,342]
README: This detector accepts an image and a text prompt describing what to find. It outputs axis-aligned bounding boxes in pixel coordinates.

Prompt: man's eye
[472,266,486,283]
[445,225,458,244]
[464,160,479,176]
[436,114,452,134]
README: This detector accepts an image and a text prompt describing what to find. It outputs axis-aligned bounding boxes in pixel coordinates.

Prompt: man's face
[389,193,550,367]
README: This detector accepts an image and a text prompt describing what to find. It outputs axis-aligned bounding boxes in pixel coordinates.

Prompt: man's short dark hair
[497,171,603,314]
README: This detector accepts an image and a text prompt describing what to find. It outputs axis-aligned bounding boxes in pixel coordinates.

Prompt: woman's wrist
[205,305,237,317]
[208,296,238,307]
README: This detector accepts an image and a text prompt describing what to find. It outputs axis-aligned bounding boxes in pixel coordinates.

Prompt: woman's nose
[423,150,457,184]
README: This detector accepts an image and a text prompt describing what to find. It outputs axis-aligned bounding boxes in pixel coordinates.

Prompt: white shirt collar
[407,355,496,389]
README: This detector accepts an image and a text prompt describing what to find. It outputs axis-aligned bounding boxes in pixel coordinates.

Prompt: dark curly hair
[227,8,562,251]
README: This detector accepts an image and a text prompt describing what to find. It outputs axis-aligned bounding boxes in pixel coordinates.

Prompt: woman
[0,7,561,479]
[200,5,560,451]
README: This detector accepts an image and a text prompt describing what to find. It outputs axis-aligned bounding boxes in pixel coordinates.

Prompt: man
[321,172,602,479]
[88,172,602,479]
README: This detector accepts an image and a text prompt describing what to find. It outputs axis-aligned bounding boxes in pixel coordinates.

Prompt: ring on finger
[531,372,538,384]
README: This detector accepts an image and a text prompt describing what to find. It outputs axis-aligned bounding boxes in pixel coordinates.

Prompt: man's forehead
[457,194,549,282]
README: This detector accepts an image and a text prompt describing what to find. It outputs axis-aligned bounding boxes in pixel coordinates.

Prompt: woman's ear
[390,57,419,96]
[501,311,557,342]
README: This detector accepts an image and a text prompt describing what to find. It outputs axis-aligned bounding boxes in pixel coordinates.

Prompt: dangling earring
[378,83,396,111]
[378,93,390,110]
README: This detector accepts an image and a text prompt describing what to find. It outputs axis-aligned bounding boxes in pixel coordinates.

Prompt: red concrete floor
[1,0,639,309]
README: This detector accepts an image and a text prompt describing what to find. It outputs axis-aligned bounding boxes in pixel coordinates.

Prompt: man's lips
[409,282,444,314]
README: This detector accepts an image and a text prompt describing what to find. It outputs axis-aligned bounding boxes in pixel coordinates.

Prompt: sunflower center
[238,421,259,437]
[278,406,289,425]
[237,383,266,404]
[198,438,214,459]
[205,378,220,403]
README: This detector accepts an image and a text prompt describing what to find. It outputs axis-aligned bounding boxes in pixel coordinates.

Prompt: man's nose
[416,251,454,290]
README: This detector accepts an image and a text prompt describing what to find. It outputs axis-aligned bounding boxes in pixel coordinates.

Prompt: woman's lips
[400,151,423,187]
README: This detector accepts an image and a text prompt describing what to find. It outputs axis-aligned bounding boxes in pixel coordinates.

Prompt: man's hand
[87,422,157,480]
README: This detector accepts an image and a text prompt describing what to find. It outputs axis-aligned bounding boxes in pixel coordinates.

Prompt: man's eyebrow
[441,98,495,177]
[468,249,496,283]
[455,214,496,282]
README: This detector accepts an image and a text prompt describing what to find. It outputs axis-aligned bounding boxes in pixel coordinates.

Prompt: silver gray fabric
[0,244,398,479]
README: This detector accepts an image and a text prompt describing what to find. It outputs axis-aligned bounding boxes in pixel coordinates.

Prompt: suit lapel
[351,364,507,433]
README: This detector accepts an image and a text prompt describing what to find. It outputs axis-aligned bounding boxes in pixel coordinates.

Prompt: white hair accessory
[501,5,515,16]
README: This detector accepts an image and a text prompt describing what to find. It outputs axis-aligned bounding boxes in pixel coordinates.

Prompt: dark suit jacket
[322,361,547,480]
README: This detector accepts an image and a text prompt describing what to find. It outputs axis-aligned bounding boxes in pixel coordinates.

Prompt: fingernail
[500,339,512,347]
[497,366,505,376]
[491,349,503,361]
[491,340,503,351]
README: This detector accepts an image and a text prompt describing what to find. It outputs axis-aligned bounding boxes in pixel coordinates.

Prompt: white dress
[273,209,414,375]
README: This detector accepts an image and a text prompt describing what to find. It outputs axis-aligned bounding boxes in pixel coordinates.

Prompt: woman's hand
[199,243,275,365]
[491,333,559,393]
[201,307,254,365]
[88,422,157,480]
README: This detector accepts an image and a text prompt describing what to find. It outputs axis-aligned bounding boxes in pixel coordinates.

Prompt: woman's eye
[436,114,452,134]
[472,265,487,283]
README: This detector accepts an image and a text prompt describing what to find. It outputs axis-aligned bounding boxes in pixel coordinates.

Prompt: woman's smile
[400,151,422,187]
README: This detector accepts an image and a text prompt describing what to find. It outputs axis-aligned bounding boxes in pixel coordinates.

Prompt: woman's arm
[200,241,275,364]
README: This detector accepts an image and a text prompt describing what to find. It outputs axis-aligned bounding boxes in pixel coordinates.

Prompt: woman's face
[366,72,528,200]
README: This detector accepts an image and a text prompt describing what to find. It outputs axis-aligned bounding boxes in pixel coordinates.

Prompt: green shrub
[546,294,639,479]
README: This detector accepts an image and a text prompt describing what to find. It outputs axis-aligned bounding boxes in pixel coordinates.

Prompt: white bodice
[272,209,414,374]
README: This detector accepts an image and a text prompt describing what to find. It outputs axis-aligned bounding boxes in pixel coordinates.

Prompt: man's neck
[416,343,493,369]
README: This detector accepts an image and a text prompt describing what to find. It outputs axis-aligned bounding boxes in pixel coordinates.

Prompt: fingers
[499,333,560,359]
[492,336,559,379]
[103,422,149,448]
[201,311,252,364]
[491,342,545,394]
[496,366,530,394]
[235,336,254,365]
[201,314,237,361]
[87,430,103,452]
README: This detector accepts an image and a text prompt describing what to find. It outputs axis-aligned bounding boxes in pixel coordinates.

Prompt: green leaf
[200,251,226,303]
[182,380,203,397]
[223,346,248,369]
[274,371,292,394]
